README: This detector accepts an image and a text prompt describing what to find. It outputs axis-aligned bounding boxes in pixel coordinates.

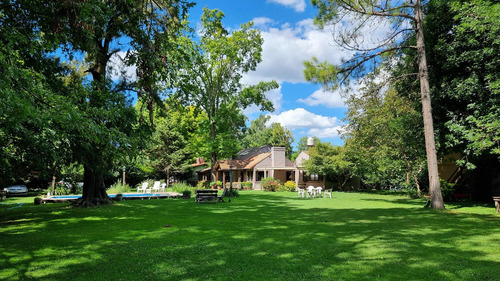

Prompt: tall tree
[241,114,295,158]
[426,0,500,160]
[146,102,202,183]
[0,2,76,187]
[306,0,445,209]
[304,142,354,189]
[1,0,193,206]
[177,9,279,181]
[343,79,426,193]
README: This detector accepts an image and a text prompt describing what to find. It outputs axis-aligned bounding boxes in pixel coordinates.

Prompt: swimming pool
[42,192,182,203]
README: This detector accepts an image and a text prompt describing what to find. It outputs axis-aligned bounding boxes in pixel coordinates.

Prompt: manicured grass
[1,191,499,280]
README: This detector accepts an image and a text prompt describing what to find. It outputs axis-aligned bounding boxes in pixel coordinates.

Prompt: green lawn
[1,191,499,280]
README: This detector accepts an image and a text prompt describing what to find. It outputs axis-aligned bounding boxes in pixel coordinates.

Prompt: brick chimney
[271,147,286,167]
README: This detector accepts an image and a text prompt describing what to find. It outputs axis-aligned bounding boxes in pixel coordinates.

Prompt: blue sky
[187,0,353,147]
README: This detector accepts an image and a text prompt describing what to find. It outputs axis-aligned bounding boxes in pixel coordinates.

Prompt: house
[294,150,324,188]
[195,138,359,190]
[195,145,297,190]
[191,158,210,182]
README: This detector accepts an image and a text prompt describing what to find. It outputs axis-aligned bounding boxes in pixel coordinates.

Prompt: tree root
[72,197,113,208]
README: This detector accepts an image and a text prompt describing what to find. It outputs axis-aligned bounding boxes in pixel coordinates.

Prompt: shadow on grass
[1,192,499,280]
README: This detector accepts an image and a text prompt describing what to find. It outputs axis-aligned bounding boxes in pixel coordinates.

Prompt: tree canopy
[176,8,279,180]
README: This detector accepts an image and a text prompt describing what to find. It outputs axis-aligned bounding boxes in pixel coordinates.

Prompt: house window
[247,171,253,181]
[257,171,265,181]
[306,174,321,181]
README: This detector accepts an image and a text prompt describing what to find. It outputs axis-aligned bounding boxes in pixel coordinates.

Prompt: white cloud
[266,108,344,139]
[108,51,137,82]
[267,108,340,129]
[267,0,306,12]
[252,17,275,28]
[307,127,343,138]
[242,18,353,86]
[298,88,347,108]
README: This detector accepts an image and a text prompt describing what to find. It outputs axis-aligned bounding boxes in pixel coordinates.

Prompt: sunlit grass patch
[0,191,498,280]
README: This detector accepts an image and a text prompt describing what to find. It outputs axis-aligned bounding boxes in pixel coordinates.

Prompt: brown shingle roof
[217,152,271,171]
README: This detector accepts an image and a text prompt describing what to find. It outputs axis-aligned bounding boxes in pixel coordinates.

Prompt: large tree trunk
[209,117,218,183]
[73,165,112,207]
[415,0,445,209]
[74,38,113,208]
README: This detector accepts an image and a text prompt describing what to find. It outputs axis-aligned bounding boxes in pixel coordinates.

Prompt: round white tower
[306,137,315,147]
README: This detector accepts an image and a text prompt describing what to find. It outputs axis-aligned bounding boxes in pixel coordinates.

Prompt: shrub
[261,177,282,192]
[209,181,222,188]
[197,181,210,189]
[182,190,192,197]
[440,179,456,201]
[241,181,252,190]
[107,181,132,194]
[226,189,239,197]
[284,181,296,192]
[171,183,194,193]
[53,183,71,195]
[405,187,420,199]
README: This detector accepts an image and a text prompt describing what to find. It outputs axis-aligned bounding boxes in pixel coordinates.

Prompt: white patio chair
[297,187,305,198]
[307,186,316,198]
[323,189,332,198]
[315,187,323,197]
[160,183,166,192]
[137,182,150,193]
[152,181,161,193]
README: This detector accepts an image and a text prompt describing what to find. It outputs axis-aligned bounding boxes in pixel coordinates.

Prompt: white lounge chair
[152,181,161,193]
[323,189,332,198]
[297,187,305,198]
[137,182,150,193]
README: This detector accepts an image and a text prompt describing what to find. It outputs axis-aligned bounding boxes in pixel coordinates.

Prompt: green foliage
[305,142,354,189]
[405,187,420,199]
[261,177,283,192]
[241,114,295,157]
[0,0,193,206]
[107,181,132,194]
[226,189,240,197]
[241,182,253,190]
[53,182,71,196]
[176,8,279,178]
[144,103,200,181]
[182,190,192,197]
[426,0,500,159]
[284,181,297,192]
[197,181,210,189]
[343,85,426,190]
[170,183,196,194]
[440,179,457,202]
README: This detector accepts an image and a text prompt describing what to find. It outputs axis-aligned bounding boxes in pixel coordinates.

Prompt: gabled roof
[233,145,272,160]
[217,152,271,170]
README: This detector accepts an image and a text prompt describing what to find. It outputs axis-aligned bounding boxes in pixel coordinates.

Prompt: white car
[6,184,28,196]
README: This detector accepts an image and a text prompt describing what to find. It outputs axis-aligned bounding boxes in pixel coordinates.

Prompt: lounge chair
[137,182,150,193]
[152,181,161,193]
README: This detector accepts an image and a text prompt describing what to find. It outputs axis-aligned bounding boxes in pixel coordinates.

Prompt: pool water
[51,193,167,199]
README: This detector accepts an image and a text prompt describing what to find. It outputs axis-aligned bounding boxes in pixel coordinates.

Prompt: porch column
[295,169,299,188]
[252,168,257,190]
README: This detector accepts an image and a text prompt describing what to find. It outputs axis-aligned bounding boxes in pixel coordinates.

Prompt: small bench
[493,197,500,213]
[195,189,224,204]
